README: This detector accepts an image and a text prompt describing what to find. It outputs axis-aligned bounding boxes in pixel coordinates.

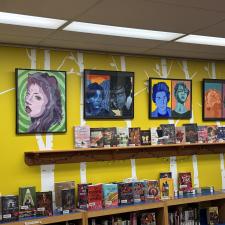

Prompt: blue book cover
[103,183,118,208]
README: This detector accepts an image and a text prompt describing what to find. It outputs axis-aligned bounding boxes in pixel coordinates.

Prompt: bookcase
[3,192,225,225]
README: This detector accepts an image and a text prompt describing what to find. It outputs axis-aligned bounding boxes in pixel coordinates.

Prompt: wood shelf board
[87,201,164,218]
[166,192,225,206]
[5,212,83,225]
[24,143,225,166]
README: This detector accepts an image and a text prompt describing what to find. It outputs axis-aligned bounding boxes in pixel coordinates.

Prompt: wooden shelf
[25,142,225,166]
[4,211,84,225]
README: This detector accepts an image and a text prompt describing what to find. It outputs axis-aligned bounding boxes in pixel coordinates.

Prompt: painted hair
[27,72,62,132]
[111,76,132,97]
[86,82,104,100]
[174,82,190,98]
[152,82,170,103]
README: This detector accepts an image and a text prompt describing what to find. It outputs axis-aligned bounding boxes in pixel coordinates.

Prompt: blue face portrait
[155,91,168,114]
[88,89,103,110]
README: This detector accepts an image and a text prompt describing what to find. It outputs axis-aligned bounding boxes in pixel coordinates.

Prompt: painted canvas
[84,69,134,119]
[203,79,224,120]
[16,68,66,134]
[149,78,192,119]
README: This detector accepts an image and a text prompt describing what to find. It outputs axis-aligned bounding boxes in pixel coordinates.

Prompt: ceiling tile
[0,34,42,45]
[0,0,101,20]
[78,0,225,33]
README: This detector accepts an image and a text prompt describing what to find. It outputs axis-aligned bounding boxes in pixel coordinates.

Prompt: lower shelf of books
[2,192,225,225]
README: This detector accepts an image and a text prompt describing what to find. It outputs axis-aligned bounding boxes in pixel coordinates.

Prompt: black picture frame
[84,69,134,119]
[202,79,225,121]
[16,68,67,134]
[149,78,192,119]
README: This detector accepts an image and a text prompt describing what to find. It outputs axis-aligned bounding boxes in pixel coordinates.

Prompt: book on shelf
[217,126,225,142]
[116,127,129,147]
[198,125,208,143]
[183,123,198,143]
[133,181,145,203]
[18,186,36,218]
[118,182,134,205]
[144,180,160,200]
[90,128,104,148]
[140,130,151,145]
[54,181,75,213]
[207,125,217,143]
[74,125,90,148]
[159,172,172,179]
[150,127,160,145]
[159,178,174,200]
[87,184,103,210]
[178,172,192,193]
[103,183,118,208]
[207,206,219,225]
[77,183,90,210]
[102,127,117,147]
[36,191,53,217]
[175,126,186,144]
[160,124,176,144]
[2,195,19,222]
[139,212,156,225]
[61,189,75,214]
[128,127,141,146]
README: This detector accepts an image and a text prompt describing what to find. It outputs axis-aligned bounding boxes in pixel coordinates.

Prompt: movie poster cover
[160,124,176,144]
[90,128,104,147]
[183,123,198,143]
[61,189,75,213]
[2,195,19,222]
[128,127,141,146]
[140,130,151,145]
[175,126,186,144]
[103,127,117,147]
[74,125,90,148]
[84,70,134,119]
[178,172,193,193]
[207,125,217,143]
[36,191,53,216]
[197,126,208,143]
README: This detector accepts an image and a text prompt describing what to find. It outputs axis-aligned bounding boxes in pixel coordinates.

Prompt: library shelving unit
[3,192,225,225]
[24,142,225,166]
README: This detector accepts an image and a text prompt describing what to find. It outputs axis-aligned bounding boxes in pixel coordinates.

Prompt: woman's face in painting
[25,83,48,118]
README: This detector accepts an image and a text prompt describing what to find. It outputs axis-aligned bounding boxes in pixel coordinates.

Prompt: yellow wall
[0,46,224,195]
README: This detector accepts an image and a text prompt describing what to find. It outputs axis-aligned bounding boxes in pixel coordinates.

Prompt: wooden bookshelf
[25,142,225,166]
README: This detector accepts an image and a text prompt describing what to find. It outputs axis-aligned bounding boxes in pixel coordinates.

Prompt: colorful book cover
[77,183,89,210]
[150,127,160,145]
[74,125,90,148]
[87,184,103,210]
[2,195,19,222]
[144,180,160,200]
[217,126,225,142]
[140,130,151,145]
[118,182,134,205]
[103,183,118,208]
[116,127,129,147]
[133,181,145,203]
[207,125,217,143]
[103,127,117,147]
[61,189,75,214]
[207,206,219,225]
[160,124,176,144]
[90,128,104,148]
[160,172,172,179]
[178,172,192,193]
[128,127,141,146]
[18,186,36,218]
[175,126,186,144]
[183,123,198,143]
[159,178,174,200]
[36,191,53,216]
[54,181,75,212]
[197,126,208,143]
[139,212,156,225]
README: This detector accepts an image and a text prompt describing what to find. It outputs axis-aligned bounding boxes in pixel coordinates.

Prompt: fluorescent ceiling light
[0,12,67,29]
[176,34,225,47]
[64,21,183,41]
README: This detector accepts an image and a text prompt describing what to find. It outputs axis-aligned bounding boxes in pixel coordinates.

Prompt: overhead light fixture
[63,21,184,41]
[176,34,225,47]
[0,12,67,29]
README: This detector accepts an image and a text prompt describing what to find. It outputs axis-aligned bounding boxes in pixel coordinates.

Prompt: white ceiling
[1,0,225,60]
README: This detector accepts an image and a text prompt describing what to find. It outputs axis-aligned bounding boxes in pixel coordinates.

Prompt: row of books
[169,205,219,225]
[89,212,156,225]
[74,124,225,148]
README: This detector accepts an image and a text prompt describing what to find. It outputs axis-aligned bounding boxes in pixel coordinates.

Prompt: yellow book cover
[159,178,174,200]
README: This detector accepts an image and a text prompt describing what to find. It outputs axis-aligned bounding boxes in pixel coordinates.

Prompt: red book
[178,172,192,193]
[88,184,103,210]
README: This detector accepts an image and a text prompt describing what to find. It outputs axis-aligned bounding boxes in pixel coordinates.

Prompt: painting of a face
[88,89,103,110]
[155,91,168,113]
[176,85,188,103]
[112,86,126,109]
[25,83,48,118]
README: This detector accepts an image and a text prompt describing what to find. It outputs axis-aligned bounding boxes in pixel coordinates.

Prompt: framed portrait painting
[203,79,225,121]
[16,68,67,134]
[84,69,134,119]
[149,78,192,119]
